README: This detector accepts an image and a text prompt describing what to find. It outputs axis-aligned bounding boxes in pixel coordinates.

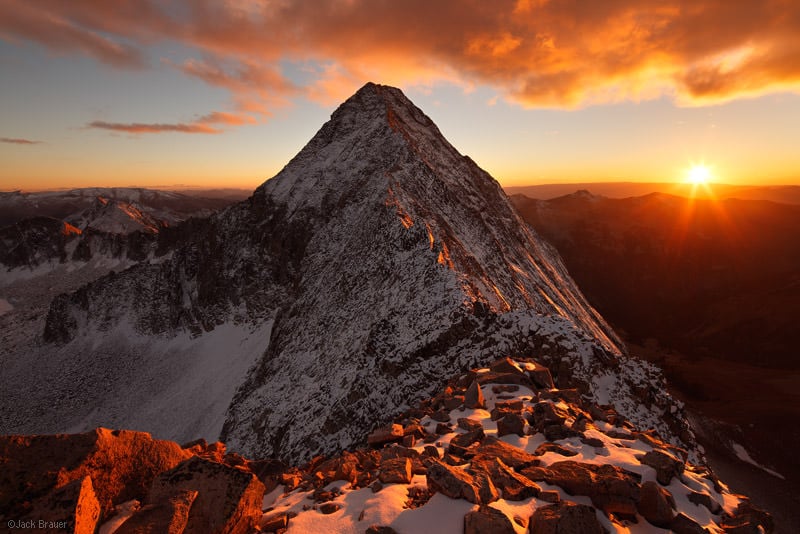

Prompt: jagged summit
[5,84,686,465]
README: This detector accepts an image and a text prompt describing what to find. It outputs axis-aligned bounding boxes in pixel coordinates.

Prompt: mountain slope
[1,83,687,464]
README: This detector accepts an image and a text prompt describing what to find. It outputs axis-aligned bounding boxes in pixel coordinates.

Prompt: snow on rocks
[255,357,773,533]
[0,358,775,533]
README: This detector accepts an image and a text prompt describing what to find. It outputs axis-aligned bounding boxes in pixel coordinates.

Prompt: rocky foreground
[0,358,772,533]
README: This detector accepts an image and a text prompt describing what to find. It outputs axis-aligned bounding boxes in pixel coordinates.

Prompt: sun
[686,164,712,185]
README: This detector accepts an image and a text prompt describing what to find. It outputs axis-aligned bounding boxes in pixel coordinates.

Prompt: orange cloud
[197,111,257,126]
[87,121,220,135]
[0,0,146,68]
[2,0,799,110]
[86,109,258,135]
[1,137,40,144]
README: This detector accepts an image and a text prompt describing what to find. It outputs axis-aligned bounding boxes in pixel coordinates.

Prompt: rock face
[8,83,686,465]
[0,428,190,518]
[529,501,607,534]
[149,456,265,534]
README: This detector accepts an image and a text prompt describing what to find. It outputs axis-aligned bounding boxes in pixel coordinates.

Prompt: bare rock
[319,502,341,514]
[688,491,722,515]
[470,456,541,501]
[20,476,101,534]
[0,428,190,518]
[473,436,539,470]
[490,357,526,376]
[464,505,516,534]
[457,418,483,432]
[248,459,288,492]
[450,428,485,449]
[670,512,708,534]
[530,402,567,430]
[527,363,555,390]
[637,481,676,528]
[520,460,641,516]
[538,490,560,503]
[435,422,453,435]
[638,449,684,485]
[115,489,197,534]
[367,424,404,447]
[425,459,498,504]
[496,413,526,437]
[379,458,412,484]
[260,511,289,533]
[464,380,485,409]
[149,456,265,534]
[365,526,398,534]
[533,442,577,457]
[529,501,607,534]
[720,500,774,534]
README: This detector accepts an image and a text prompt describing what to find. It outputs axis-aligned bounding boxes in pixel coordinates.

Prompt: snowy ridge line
[251,356,773,534]
[4,83,685,469]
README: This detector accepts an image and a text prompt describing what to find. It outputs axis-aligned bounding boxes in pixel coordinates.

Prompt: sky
[1,0,799,191]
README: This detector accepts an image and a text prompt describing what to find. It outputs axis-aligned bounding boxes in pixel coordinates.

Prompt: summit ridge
[2,84,686,466]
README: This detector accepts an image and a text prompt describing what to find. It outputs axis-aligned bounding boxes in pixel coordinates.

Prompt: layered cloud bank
[1,0,799,133]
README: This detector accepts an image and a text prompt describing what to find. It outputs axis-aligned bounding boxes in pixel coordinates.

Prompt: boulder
[149,456,265,534]
[720,500,774,534]
[473,436,539,470]
[457,418,483,432]
[425,459,498,504]
[436,422,453,435]
[367,424,404,447]
[450,428,485,449]
[496,413,526,437]
[464,380,485,409]
[379,458,412,484]
[0,428,191,517]
[527,363,555,390]
[670,512,708,534]
[530,402,567,430]
[464,505,516,534]
[688,491,722,515]
[474,369,530,385]
[490,357,526,376]
[521,460,641,516]
[638,449,684,485]
[529,501,606,534]
[319,502,341,514]
[533,442,578,457]
[470,457,541,501]
[637,481,675,528]
[247,458,288,492]
[20,476,101,534]
[115,489,197,534]
[260,511,289,533]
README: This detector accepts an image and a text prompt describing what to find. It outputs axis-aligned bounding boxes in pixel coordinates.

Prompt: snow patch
[731,442,785,479]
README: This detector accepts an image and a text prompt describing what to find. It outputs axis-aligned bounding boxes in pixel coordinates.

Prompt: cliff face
[5,83,686,464]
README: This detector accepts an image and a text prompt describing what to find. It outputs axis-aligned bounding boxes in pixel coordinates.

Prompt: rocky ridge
[0,358,772,533]
[3,83,689,465]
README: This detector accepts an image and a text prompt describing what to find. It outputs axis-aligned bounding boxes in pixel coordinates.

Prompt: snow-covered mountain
[0,187,235,228]
[0,83,690,465]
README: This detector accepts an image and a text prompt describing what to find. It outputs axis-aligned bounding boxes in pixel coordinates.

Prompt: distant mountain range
[511,190,800,524]
[506,182,800,205]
